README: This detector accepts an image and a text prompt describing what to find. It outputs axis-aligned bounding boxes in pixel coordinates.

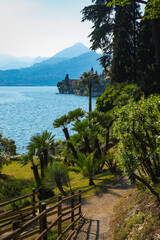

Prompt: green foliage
[108,0,160,20]
[0,133,16,173]
[43,162,70,196]
[68,108,86,122]
[96,86,120,112]
[21,130,55,200]
[96,84,142,112]
[113,95,160,196]
[81,0,114,70]
[136,19,160,95]
[73,151,101,185]
[0,178,35,210]
[28,130,55,156]
[114,210,158,240]
[53,115,69,128]
[111,3,141,84]
[105,148,118,173]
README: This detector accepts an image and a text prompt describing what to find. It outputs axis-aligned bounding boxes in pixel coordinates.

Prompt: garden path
[70,176,134,240]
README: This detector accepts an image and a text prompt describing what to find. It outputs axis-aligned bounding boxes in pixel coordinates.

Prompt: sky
[0,0,93,57]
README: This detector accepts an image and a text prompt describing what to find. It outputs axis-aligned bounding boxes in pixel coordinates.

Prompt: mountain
[31,42,90,68]
[0,43,90,71]
[0,54,33,70]
[31,56,49,65]
[53,42,90,58]
[0,54,49,70]
[0,44,102,86]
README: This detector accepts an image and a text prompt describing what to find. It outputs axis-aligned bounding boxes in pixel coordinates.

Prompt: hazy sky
[0,0,93,57]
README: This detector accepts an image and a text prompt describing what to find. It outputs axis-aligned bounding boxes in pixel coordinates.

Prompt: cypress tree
[111,3,140,84]
[136,19,160,95]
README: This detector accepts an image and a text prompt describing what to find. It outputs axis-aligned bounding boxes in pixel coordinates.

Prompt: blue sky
[0,0,92,57]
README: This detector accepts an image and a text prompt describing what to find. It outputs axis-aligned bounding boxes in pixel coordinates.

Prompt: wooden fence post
[32,188,36,217]
[39,202,43,233]
[79,190,82,216]
[58,196,62,237]
[40,202,47,240]
[71,192,74,230]
[12,220,21,240]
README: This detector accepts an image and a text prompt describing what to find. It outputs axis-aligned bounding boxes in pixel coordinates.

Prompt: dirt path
[70,176,134,240]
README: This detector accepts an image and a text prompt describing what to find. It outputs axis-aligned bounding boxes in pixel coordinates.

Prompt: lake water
[0,87,96,154]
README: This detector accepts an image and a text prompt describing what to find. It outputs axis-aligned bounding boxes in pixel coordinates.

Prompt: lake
[0,87,96,154]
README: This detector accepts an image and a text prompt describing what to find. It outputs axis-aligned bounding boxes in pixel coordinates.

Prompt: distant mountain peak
[53,42,90,59]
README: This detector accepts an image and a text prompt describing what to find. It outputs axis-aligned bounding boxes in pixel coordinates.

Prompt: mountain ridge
[0,44,102,86]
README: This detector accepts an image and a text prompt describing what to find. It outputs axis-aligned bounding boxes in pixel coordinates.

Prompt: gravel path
[70,176,134,240]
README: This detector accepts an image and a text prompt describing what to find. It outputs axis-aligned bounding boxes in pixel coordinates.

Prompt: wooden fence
[0,190,82,240]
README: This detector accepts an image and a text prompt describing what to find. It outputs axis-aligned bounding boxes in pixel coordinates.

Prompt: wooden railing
[0,190,82,240]
[0,188,37,236]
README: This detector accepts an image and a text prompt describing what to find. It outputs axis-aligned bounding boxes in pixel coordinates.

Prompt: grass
[1,161,119,200]
[52,166,118,200]
[112,188,160,240]
[2,161,34,179]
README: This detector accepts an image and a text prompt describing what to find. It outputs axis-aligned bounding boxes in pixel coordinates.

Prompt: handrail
[1,190,82,240]
[0,193,33,207]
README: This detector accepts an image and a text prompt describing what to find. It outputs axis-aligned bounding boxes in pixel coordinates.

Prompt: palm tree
[43,162,70,196]
[21,130,55,199]
[89,110,115,153]
[28,130,55,178]
[79,68,98,112]
[72,119,92,153]
[68,108,85,122]
[74,151,100,186]
[97,111,115,153]
[53,114,78,159]
[21,146,41,187]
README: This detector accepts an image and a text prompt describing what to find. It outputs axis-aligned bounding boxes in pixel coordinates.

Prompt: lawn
[1,161,119,199]
[2,161,34,179]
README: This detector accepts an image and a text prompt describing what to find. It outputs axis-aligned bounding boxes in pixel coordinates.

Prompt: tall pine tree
[136,19,160,95]
[111,3,140,84]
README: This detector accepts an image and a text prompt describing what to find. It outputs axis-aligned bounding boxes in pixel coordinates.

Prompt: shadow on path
[72,218,100,240]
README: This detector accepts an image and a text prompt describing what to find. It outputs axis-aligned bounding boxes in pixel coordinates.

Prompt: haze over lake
[0,87,96,154]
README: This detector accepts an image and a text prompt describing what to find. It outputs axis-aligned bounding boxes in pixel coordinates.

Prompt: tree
[82,0,114,71]
[74,151,100,185]
[113,95,160,201]
[107,0,160,66]
[111,3,141,84]
[28,130,55,178]
[68,108,86,122]
[72,119,92,153]
[96,86,120,112]
[21,130,55,199]
[79,69,98,112]
[65,74,70,86]
[136,18,160,94]
[43,162,70,196]
[53,114,78,160]
[0,133,16,174]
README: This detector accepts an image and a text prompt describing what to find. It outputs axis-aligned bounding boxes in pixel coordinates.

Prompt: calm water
[0,87,96,154]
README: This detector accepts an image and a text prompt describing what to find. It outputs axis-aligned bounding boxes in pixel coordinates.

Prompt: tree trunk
[63,127,78,159]
[134,173,160,202]
[89,84,92,112]
[94,137,101,159]
[89,178,95,186]
[31,164,40,186]
[39,156,45,178]
[105,126,109,153]
[84,135,92,153]
[43,148,48,168]
[57,181,68,196]
[31,164,54,200]
[151,19,160,66]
